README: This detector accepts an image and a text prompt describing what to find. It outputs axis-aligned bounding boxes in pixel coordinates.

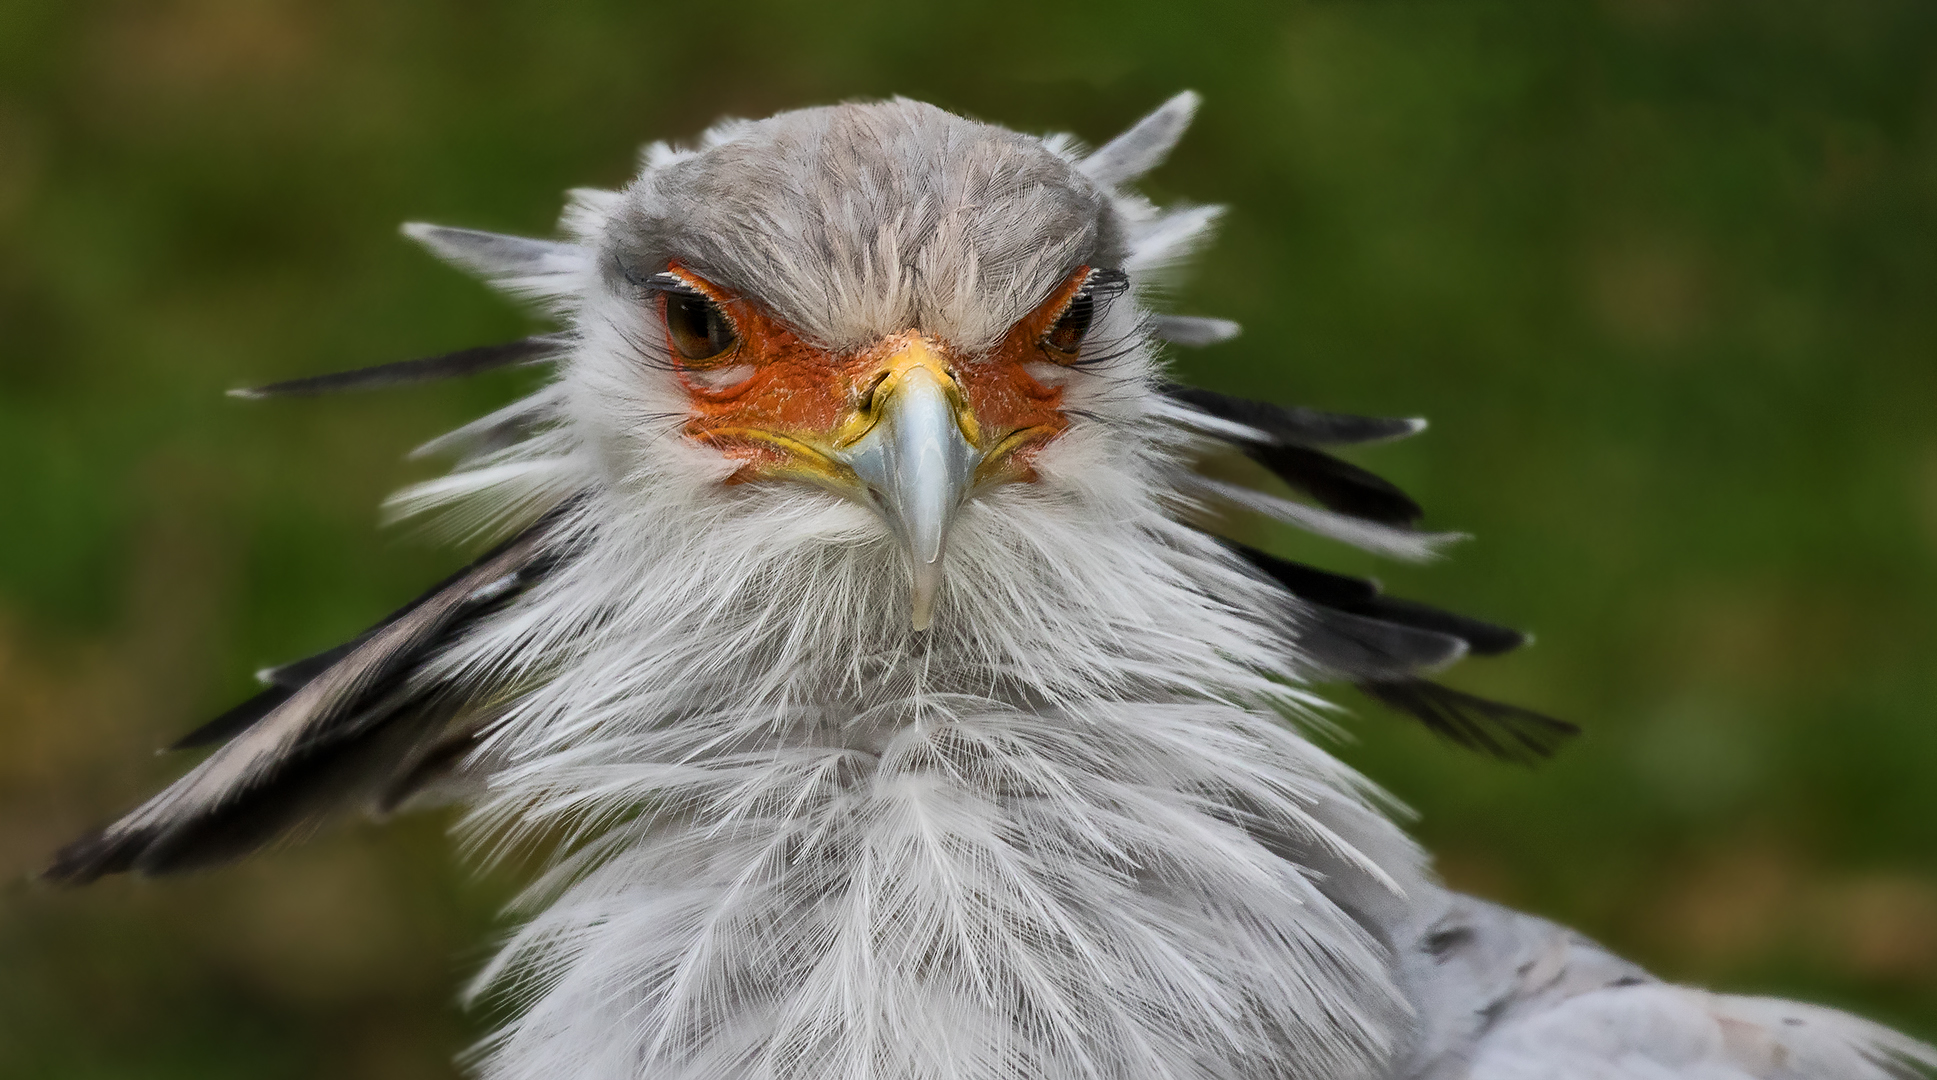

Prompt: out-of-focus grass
[3,1,1934,1075]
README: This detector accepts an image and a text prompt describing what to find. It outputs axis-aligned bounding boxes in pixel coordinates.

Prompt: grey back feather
[1391,891,1937,1079]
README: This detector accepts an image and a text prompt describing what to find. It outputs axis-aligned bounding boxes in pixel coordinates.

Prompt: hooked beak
[836,339,984,631]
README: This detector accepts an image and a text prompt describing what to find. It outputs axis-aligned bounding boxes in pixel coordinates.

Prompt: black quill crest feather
[228,334,571,399]
[1151,374,1574,759]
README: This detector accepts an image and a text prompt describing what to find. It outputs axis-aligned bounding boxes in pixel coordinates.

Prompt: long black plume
[1231,542,1526,657]
[1161,383,1425,447]
[228,334,571,399]
[1356,679,1579,763]
[1221,539,1575,761]
[1241,443,1424,526]
[1161,383,1428,525]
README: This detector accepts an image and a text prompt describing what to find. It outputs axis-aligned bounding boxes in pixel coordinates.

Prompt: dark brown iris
[1042,290,1094,358]
[666,292,739,362]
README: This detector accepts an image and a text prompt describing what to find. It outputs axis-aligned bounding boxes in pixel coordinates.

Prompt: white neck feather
[423,391,1427,1080]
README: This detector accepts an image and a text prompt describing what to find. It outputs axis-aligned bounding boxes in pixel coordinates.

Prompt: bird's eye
[665,293,738,362]
[1043,292,1094,358]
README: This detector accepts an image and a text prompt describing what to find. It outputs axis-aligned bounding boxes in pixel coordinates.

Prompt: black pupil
[666,293,737,361]
[1047,292,1094,354]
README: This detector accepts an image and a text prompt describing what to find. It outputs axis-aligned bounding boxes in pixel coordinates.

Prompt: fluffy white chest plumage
[50,95,1934,1080]
[455,485,1425,1080]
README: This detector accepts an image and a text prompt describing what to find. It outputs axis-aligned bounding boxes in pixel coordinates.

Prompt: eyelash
[622,266,743,367]
[1043,269,1130,359]
[623,261,1136,377]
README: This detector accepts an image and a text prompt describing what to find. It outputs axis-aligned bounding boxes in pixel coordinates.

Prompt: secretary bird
[49,93,1934,1080]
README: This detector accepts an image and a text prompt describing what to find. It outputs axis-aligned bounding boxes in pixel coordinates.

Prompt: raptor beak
[837,338,984,631]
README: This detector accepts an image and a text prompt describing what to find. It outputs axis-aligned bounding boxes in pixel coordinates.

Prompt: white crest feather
[1080,91,1201,188]
[401,222,593,312]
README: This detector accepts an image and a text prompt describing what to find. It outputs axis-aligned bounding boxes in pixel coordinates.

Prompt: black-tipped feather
[1242,442,1425,526]
[1222,540,1572,759]
[1356,679,1579,763]
[97,695,471,878]
[1231,542,1525,656]
[170,685,297,751]
[259,643,360,689]
[166,540,543,753]
[1348,596,1526,657]
[1161,383,1428,525]
[1297,608,1470,681]
[1161,384,1424,447]
[1239,553,1380,607]
[229,334,570,399]
[46,502,582,884]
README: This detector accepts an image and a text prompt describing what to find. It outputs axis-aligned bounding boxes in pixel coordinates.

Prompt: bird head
[557,99,1161,631]
[376,92,1485,721]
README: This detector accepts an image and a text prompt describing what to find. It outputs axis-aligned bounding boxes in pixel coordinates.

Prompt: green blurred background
[4,0,1936,1075]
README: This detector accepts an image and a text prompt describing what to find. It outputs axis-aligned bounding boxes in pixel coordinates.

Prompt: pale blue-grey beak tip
[839,364,983,630]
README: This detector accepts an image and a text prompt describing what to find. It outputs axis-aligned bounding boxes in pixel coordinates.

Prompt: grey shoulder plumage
[1392,894,1934,1080]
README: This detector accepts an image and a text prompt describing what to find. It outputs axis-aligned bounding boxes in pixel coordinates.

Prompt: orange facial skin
[667,262,1092,492]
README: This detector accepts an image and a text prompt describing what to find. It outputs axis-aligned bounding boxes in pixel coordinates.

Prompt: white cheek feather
[684,363,757,392]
